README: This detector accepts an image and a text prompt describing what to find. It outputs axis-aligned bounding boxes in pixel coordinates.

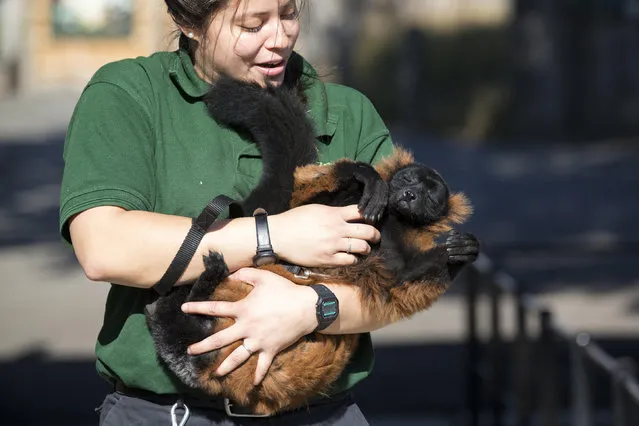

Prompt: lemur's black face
[389,165,449,226]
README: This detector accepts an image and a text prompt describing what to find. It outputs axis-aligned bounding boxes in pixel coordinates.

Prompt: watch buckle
[224,398,270,418]
[293,268,311,280]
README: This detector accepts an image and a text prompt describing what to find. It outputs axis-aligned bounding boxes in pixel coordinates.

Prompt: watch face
[320,299,338,319]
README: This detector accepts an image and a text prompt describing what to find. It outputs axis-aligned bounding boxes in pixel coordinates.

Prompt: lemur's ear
[374,148,415,181]
[424,192,473,235]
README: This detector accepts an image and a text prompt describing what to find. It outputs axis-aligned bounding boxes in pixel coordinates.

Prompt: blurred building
[0,0,172,96]
[383,0,511,30]
[511,0,639,141]
[1,0,636,142]
[0,0,512,97]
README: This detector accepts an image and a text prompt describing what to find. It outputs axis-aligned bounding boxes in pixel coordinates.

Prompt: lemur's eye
[401,174,414,184]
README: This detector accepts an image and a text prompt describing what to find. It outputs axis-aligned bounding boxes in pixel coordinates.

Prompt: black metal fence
[465,254,639,426]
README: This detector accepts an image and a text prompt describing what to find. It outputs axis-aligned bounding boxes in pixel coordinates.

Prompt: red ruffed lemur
[145,77,479,415]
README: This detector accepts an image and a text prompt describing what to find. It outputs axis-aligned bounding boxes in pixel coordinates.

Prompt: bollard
[465,266,480,426]
[538,309,559,426]
[515,292,531,426]
[490,276,504,426]
[571,333,593,426]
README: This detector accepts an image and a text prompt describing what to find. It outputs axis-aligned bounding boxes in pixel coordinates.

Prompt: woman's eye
[241,19,264,33]
[242,24,263,33]
[281,10,298,20]
[281,4,299,20]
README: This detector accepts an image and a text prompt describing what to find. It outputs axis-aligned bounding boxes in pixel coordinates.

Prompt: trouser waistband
[114,381,352,418]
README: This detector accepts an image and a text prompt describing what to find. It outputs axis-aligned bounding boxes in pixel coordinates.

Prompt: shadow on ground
[3,338,639,425]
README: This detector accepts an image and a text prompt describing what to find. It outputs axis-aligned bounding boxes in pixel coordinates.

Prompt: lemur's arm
[340,231,479,325]
[291,160,388,223]
[397,231,479,283]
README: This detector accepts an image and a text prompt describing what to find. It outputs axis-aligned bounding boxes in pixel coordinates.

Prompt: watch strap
[153,195,242,296]
[253,208,277,266]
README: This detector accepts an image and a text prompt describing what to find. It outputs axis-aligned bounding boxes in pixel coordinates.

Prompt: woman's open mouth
[255,60,286,76]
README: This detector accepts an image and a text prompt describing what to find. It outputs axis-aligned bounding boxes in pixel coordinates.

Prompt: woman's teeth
[260,62,282,68]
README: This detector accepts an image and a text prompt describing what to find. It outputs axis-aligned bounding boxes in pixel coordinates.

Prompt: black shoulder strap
[152,195,243,296]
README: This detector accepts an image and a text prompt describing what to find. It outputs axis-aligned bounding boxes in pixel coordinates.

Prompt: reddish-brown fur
[196,265,359,415]
[193,149,472,415]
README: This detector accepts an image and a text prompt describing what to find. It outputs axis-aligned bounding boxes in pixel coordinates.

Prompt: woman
[60,0,395,424]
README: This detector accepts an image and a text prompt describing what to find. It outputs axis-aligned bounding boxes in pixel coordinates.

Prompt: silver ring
[241,341,253,355]
[347,237,352,255]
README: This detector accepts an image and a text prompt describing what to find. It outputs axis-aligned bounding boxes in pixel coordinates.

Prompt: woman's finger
[181,300,237,317]
[332,252,360,266]
[227,267,264,286]
[342,237,371,255]
[187,325,246,356]
[339,204,364,221]
[346,222,381,243]
[215,342,254,376]
[254,352,275,386]
[228,267,286,289]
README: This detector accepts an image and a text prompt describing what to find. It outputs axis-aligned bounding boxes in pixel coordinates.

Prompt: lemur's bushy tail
[203,76,318,215]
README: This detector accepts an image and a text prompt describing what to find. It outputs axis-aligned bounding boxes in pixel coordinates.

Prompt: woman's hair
[164,1,307,55]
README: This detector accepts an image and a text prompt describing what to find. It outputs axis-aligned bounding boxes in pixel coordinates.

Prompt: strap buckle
[294,268,311,280]
[223,398,270,418]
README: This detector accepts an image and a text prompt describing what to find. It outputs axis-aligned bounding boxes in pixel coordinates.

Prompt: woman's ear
[178,26,199,42]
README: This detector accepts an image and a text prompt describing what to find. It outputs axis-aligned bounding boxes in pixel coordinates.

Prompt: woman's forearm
[319,284,392,334]
[69,206,257,288]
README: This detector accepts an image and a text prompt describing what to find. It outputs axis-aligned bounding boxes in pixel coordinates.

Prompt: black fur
[203,76,318,215]
[145,77,479,399]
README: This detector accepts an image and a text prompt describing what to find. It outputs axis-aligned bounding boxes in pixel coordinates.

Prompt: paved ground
[1,91,638,425]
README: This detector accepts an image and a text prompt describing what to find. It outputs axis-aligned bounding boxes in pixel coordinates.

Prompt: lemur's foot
[187,251,229,302]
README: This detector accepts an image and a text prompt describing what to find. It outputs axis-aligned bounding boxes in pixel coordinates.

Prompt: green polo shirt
[59,49,393,396]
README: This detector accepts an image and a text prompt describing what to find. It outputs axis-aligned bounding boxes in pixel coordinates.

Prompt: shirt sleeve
[59,81,156,244]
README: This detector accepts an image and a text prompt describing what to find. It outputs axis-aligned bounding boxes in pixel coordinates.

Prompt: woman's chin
[250,70,285,87]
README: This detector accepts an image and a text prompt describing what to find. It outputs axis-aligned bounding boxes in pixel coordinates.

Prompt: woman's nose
[265,20,290,50]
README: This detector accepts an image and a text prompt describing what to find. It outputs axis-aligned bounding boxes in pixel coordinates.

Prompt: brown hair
[165,1,307,55]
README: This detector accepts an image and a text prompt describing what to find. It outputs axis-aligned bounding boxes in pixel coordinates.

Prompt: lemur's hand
[336,162,388,225]
[444,231,480,265]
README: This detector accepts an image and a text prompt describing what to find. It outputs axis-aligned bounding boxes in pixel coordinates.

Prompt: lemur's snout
[403,190,416,201]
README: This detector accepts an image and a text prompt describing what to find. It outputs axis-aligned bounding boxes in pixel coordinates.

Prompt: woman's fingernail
[181,303,188,312]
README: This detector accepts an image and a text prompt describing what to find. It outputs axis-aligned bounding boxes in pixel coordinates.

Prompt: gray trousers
[98,391,370,426]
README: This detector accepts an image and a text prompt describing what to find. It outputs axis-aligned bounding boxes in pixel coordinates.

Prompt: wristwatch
[310,284,339,331]
[252,208,278,267]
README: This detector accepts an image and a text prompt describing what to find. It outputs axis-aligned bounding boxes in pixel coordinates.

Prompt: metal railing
[465,254,639,426]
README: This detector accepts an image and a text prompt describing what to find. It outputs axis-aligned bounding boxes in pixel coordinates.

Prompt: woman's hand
[181,268,318,385]
[269,204,381,267]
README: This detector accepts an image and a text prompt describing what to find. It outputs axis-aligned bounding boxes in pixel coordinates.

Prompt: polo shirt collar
[170,49,335,139]
[169,49,211,98]
[291,53,336,139]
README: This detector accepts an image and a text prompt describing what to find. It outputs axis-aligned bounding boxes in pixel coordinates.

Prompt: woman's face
[195,0,300,87]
